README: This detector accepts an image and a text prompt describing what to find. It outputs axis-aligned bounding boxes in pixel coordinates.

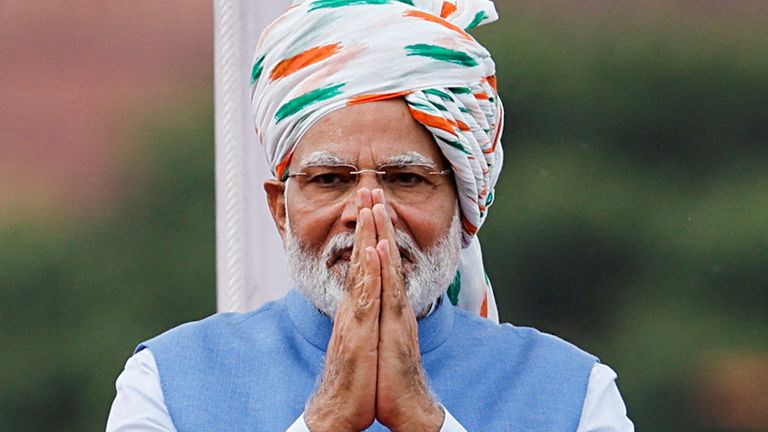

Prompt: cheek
[286,194,342,250]
[395,201,456,249]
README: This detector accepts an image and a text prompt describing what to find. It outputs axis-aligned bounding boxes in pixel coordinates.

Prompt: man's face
[265,99,460,316]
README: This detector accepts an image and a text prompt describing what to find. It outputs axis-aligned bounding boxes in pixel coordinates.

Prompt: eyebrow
[299,150,438,168]
[300,151,351,167]
[381,152,437,169]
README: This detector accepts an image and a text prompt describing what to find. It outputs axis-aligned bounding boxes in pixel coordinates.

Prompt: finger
[350,189,369,261]
[338,236,382,314]
[371,189,398,258]
[338,249,382,330]
[347,245,383,323]
[372,201,402,270]
[376,239,395,296]
[345,219,369,302]
[359,208,377,252]
[350,189,377,267]
[351,208,377,284]
[362,246,382,308]
[371,187,385,206]
[377,239,407,316]
[358,187,373,210]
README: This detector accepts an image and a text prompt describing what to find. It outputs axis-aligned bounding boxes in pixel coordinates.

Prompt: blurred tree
[0,98,216,432]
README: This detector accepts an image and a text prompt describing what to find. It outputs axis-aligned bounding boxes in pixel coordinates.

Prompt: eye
[307,170,353,186]
[384,170,429,187]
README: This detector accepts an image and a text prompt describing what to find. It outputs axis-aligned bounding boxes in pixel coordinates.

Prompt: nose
[340,187,370,231]
[340,178,398,231]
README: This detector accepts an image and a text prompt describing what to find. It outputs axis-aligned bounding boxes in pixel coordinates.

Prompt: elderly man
[108,0,633,431]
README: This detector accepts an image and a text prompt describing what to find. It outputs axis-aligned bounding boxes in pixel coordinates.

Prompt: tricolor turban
[251,0,504,322]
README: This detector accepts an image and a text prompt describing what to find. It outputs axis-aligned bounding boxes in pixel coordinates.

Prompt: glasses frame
[285,163,452,181]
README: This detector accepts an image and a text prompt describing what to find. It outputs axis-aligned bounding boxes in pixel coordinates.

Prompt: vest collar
[285,289,454,354]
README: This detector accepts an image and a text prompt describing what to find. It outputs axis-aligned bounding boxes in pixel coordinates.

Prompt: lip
[398,248,413,264]
[327,247,352,268]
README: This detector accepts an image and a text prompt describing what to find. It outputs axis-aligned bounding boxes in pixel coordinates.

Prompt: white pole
[213,0,293,313]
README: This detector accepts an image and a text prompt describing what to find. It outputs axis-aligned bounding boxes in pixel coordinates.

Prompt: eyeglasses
[286,163,452,205]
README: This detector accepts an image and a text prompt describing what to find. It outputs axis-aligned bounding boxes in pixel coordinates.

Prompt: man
[108,0,634,430]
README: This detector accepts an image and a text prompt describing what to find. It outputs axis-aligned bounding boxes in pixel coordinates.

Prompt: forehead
[292,99,444,166]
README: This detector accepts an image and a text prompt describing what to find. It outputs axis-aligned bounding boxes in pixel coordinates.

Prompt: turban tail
[251,0,504,322]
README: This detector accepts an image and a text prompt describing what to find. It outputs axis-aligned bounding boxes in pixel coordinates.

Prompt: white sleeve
[106,349,310,432]
[106,349,177,432]
[286,415,311,432]
[439,407,468,431]
[576,363,635,432]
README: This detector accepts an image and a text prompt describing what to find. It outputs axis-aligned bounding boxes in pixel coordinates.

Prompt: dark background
[1,1,766,430]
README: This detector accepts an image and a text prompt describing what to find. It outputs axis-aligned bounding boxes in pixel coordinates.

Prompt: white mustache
[322,230,420,268]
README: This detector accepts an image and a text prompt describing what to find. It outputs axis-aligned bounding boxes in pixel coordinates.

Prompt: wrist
[389,399,444,432]
[304,411,355,432]
[305,397,356,432]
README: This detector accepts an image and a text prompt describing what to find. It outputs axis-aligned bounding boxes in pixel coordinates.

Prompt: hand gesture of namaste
[304,187,444,432]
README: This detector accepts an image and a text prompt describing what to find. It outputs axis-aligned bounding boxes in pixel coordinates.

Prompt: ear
[264,179,287,242]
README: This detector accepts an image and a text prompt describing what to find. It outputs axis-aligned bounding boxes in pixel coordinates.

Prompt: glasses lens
[380,165,442,203]
[296,165,356,204]
[292,164,448,205]
[302,165,356,185]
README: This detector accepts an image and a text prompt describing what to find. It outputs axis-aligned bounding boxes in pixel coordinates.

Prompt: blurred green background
[1,1,766,431]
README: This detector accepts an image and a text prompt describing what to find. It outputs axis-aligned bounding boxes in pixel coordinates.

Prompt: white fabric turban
[251,0,504,322]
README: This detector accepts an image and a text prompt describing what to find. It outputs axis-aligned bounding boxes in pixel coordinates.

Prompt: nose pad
[356,171,383,190]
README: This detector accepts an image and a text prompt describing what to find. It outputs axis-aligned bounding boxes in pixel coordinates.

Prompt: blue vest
[140,290,597,431]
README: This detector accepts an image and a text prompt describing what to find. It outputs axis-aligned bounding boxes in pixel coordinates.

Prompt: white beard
[285,209,461,318]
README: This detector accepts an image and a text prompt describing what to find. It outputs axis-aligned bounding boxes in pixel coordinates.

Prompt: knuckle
[353,299,371,321]
[391,302,404,317]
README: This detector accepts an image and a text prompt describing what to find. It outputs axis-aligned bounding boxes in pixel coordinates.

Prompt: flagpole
[213,0,292,313]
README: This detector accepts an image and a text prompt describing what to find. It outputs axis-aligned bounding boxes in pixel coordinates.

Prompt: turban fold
[251,0,504,322]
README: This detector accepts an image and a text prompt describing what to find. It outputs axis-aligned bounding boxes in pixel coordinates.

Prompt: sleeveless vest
[140,290,597,431]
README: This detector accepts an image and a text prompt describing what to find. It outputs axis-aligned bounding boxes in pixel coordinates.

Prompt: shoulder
[425,306,602,429]
[137,296,290,355]
[450,306,598,366]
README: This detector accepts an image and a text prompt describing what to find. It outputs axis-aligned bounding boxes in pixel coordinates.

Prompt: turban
[251,0,504,322]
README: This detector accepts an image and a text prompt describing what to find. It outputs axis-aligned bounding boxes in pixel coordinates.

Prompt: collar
[285,289,454,354]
